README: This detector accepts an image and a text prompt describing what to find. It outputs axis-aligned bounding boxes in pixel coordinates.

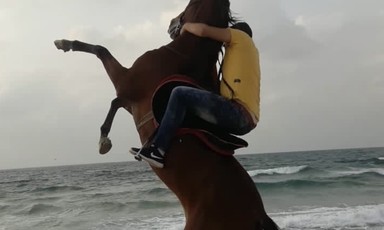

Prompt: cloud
[236,0,384,153]
[0,68,140,169]
[0,0,183,169]
[1,0,384,169]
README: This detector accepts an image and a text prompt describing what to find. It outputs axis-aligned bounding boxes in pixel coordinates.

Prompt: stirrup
[129,147,142,161]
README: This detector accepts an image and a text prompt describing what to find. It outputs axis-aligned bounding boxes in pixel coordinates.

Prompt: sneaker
[129,147,142,161]
[138,144,165,168]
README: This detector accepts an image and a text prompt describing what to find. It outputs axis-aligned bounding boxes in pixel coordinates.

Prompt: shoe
[129,147,142,161]
[138,144,165,168]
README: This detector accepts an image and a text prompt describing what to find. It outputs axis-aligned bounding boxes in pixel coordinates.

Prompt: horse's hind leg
[54,40,125,87]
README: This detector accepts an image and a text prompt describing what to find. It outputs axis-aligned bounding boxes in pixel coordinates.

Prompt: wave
[0,191,6,199]
[123,213,185,230]
[256,179,345,189]
[136,200,179,209]
[0,205,10,213]
[18,203,62,215]
[336,157,384,165]
[373,157,384,165]
[0,179,32,185]
[82,203,384,230]
[272,203,384,229]
[247,165,308,177]
[331,168,384,177]
[145,187,171,196]
[31,185,84,193]
[77,199,179,214]
[89,201,127,212]
[256,169,383,189]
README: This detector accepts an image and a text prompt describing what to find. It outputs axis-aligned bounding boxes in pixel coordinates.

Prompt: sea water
[0,147,383,229]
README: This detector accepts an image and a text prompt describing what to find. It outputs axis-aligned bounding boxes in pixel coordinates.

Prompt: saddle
[151,75,248,156]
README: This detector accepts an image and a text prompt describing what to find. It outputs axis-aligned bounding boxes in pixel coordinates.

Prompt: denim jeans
[152,86,256,150]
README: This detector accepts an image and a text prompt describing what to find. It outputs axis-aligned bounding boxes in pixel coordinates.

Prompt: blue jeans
[153,86,256,150]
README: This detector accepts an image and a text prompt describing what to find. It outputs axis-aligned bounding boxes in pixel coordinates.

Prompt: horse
[54,0,279,229]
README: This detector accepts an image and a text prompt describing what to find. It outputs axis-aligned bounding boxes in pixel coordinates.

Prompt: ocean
[0,147,383,230]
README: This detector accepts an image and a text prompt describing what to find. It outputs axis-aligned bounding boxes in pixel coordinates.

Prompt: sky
[1,0,383,170]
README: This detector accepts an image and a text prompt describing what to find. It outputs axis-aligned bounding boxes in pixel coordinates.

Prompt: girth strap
[136,111,154,131]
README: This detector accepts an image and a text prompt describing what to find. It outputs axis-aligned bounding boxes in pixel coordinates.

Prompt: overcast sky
[1,0,383,170]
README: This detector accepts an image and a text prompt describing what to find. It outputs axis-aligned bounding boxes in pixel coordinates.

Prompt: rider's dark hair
[231,22,253,38]
[220,0,236,26]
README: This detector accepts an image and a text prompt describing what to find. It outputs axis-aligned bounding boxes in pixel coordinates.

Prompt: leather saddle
[151,75,248,156]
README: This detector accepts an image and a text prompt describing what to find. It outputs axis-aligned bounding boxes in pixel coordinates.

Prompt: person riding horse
[54,0,279,228]
[137,22,260,169]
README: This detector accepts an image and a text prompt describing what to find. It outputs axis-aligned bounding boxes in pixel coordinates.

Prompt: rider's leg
[138,86,255,168]
[153,86,255,151]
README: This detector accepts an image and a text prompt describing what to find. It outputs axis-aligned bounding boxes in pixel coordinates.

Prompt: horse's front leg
[99,97,123,155]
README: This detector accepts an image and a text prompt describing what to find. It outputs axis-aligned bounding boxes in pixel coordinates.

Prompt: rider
[137,22,260,168]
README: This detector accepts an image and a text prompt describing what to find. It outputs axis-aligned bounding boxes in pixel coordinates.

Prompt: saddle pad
[177,128,248,156]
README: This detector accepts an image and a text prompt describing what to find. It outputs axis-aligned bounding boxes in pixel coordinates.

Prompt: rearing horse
[54,0,279,229]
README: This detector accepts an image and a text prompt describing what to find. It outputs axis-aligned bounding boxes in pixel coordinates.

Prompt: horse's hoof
[54,39,71,52]
[99,137,112,155]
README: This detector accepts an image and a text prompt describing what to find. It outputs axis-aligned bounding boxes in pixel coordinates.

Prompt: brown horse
[54,0,279,229]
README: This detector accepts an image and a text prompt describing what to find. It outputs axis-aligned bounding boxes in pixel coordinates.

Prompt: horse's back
[153,135,268,229]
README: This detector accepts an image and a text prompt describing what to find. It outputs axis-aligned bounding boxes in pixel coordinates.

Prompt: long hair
[221,0,237,26]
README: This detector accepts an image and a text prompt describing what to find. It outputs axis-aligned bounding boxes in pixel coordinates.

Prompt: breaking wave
[331,168,384,177]
[247,165,308,177]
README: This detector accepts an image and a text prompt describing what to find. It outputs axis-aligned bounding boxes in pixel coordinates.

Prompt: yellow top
[220,28,261,121]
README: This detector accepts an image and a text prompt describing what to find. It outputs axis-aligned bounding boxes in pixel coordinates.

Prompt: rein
[164,45,188,59]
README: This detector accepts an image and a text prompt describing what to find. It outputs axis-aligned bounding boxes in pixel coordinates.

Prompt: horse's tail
[261,215,280,230]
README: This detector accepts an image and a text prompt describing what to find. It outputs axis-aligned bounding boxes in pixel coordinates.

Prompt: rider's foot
[138,144,165,168]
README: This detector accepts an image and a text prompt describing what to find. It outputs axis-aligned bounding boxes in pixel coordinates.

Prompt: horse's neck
[169,33,222,58]
[167,34,221,91]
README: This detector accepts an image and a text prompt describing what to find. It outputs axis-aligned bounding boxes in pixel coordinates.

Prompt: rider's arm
[181,23,231,43]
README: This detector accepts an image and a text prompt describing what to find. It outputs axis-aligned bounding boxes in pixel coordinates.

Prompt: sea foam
[332,168,384,177]
[247,165,308,177]
[122,214,185,230]
[273,203,384,229]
